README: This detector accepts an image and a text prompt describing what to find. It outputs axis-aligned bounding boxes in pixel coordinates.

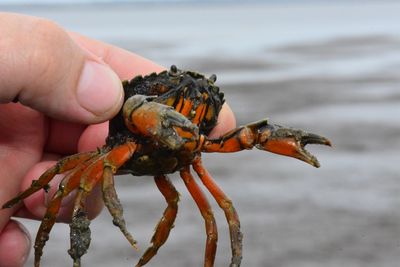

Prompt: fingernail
[77,60,123,117]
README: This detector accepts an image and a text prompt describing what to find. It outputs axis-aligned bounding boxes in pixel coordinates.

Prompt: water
[2,2,400,266]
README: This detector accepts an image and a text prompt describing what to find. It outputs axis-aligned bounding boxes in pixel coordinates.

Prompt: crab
[2,65,331,267]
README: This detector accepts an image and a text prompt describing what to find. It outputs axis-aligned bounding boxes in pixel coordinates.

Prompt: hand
[0,13,235,267]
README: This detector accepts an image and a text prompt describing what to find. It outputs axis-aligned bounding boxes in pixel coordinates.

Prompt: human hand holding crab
[0,13,236,267]
[1,12,330,267]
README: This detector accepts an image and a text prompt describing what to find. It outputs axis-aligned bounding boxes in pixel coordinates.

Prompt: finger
[0,220,31,267]
[56,184,104,221]
[208,103,236,138]
[44,120,108,155]
[44,119,86,155]
[0,106,44,234]
[77,122,109,152]
[0,13,123,123]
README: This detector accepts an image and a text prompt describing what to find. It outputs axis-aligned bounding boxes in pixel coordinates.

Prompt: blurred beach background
[2,1,400,266]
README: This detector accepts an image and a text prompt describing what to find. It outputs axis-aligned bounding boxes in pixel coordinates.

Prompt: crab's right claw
[257,125,332,168]
[123,95,199,150]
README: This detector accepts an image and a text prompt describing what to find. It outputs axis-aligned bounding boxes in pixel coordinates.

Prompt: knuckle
[0,14,83,104]
[22,18,81,98]
[30,17,67,45]
[28,18,71,73]
[0,15,73,101]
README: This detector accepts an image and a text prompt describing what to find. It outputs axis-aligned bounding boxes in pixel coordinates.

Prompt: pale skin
[0,13,235,267]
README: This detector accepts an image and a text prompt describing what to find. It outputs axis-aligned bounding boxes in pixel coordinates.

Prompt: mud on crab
[2,65,331,267]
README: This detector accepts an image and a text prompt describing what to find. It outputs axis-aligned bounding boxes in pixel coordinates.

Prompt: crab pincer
[254,120,332,168]
[202,119,331,168]
[123,94,199,150]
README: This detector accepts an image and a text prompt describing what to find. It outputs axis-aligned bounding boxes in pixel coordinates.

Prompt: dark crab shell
[105,66,225,176]
[107,66,224,147]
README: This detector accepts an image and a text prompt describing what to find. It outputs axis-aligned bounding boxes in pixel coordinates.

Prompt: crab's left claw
[257,124,332,168]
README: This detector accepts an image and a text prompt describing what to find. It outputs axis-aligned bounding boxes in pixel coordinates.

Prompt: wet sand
[3,2,400,266]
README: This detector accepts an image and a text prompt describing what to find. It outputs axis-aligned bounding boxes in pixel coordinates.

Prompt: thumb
[0,13,123,123]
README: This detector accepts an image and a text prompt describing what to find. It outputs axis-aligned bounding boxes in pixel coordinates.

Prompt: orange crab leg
[180,166,218,267]
[68,159,105,267]
[99,141,139,250]
[68,155,109,267]
[192,158,242,267]
[34,154,101,267]
[2,151,98,209]
[202,119,331,168]
[136,175,179,267]
[69,190,91,267]
[102,166,138,250]
[34,188,63,267]
[76,142,137,196]
[33,142,137,267]
[68,142,137,267]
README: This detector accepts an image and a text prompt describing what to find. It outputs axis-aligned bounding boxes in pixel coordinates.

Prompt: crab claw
[123,94,199,150]
[256,124,331,168]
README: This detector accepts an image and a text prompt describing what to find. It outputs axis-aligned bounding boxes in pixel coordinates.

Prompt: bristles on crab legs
[136,175,179,267]
[180,166,218,267]
[193,158,243,267]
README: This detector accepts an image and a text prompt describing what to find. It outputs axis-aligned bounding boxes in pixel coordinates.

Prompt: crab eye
[169,65,178,75]
[209,74,217,82]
